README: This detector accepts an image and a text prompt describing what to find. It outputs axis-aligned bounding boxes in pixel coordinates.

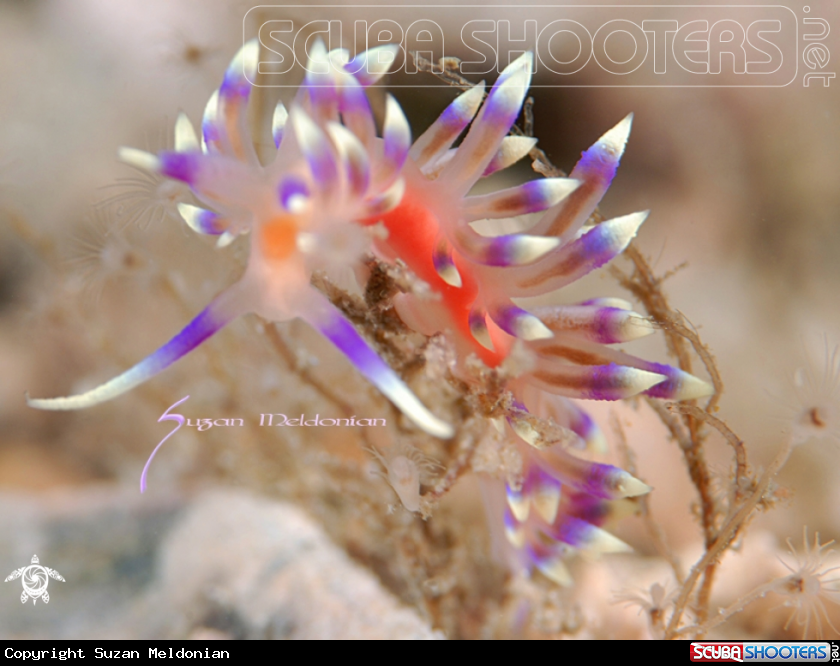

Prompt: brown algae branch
[665,435,796,638]
[669,403,749,505]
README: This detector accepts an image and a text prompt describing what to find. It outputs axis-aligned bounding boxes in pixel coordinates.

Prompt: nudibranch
[334,51,714,579]
[27,39,715,584]
[26,39,453,440]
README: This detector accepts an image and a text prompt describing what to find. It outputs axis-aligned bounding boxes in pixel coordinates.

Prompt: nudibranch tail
[26,283,251,411]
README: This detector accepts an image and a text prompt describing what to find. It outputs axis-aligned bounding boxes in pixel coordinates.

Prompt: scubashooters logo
[690,642,832,662]
[247,4,800,87]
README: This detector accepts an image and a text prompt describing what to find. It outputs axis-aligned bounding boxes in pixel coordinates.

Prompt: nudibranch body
[330,51,715,577]
[28,40,714,584]
[27,40,453,442]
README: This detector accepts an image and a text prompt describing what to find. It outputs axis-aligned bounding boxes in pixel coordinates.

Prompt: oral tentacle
[27,284,251,411]
[305,298,454,439]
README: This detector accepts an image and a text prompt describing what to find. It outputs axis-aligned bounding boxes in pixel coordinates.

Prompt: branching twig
[611,246,740,627]
[665,437,795,638]
[669,403,749,505]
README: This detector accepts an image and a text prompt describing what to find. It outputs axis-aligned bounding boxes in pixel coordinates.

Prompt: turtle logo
[4,555,65,605]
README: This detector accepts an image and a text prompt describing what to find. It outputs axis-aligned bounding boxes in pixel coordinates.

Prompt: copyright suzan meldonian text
[4,648,231,660]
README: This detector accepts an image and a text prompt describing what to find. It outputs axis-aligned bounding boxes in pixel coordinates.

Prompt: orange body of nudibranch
[366,181,513,367]
[260,215,300,261]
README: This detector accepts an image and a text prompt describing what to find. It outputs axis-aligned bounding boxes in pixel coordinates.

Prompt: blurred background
[1,0,839,639]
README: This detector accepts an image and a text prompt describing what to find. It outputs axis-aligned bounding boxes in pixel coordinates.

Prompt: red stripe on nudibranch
[362,182,512,367]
